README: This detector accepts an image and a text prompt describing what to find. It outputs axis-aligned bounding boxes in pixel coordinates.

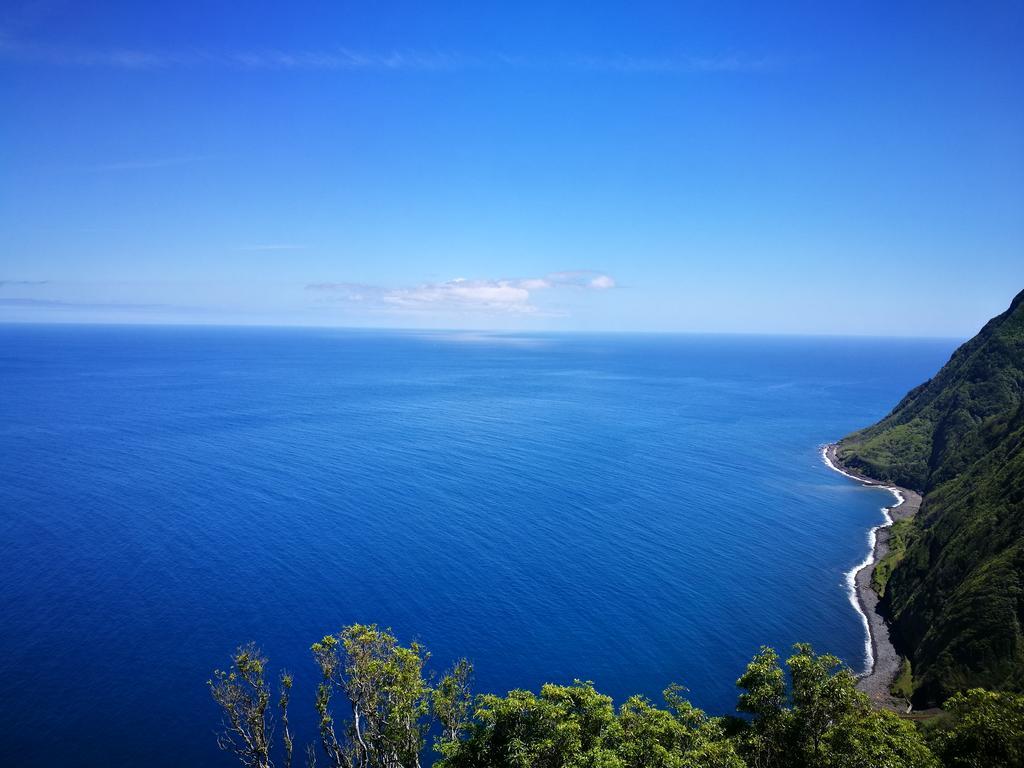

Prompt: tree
[438,680,745,768]
[926,688,1024,768]
[821,707,939,768]
[214,630,1024,768]
[735,646,790,768]
[279,672,295,768]
[732,643,937,768]
[432,658,474,756]
[437,681,622,768]
[311,624,433,768]
[617,686,744,768]
[209,643,276,768]
[786,644,860,763]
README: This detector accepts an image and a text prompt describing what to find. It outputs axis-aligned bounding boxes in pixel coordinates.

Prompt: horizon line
[0,318,968,342]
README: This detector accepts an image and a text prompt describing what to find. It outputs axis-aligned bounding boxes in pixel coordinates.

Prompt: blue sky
[2,1,1022,335]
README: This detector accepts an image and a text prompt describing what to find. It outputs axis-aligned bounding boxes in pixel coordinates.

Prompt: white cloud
[545,271,617,290]
[307,270,615,315]
[517,277,552,290]
[383,278,533,312]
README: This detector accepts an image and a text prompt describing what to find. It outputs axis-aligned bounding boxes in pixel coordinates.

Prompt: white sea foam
[820,445,904,676]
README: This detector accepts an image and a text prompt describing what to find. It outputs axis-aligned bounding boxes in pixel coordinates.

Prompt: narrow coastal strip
[822,444,922,709]
[822,444,902,674]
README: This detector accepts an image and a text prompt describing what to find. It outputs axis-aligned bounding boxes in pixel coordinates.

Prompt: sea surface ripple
[0,326,958,766]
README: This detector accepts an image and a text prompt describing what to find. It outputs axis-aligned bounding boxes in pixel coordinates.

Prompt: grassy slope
[837,289,1024,706]
[871,518,915,597]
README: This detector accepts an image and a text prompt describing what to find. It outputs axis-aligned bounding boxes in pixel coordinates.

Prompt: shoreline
[822,443,922,710]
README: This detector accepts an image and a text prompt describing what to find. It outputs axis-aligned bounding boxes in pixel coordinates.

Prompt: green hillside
[836,289,1024,706]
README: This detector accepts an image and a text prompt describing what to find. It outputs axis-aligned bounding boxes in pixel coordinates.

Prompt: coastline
[822,443,922,710]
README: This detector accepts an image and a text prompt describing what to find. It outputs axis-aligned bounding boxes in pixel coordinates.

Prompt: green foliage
[211,629,1024,768]
[871,518,915,597]
[925,689,1024,768]
[279,671,294,768]
[890,658,914,701]
[787,644,861,763]
[432,658,474,754]
[212,626,475,768]
[311,623,435,768]
[208,643,275,768]
[837,288,1024,704]
[437,680,744,768]
[838,417,934,490]
[737,647,787,720]
[820,708,940,768]
[731,643,937,768]
[735,646,791,768]
[440,682,619,768]
[437,642,930,768]
[837,289,1024,494]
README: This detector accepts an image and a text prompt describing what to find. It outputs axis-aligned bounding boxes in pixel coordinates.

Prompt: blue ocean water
[0,325,959,766]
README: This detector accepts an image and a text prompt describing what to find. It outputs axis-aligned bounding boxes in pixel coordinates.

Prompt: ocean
[0,325,959,766]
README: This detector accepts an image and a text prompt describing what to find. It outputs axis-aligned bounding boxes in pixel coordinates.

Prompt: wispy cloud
[571,53,774,73]
[0,279,49,287]
[545,271,617,290]
[227,49,464,72]
[307,271,616,315]
[0,35,773,74]
[0,36,466,71]
[0,297,170,310]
